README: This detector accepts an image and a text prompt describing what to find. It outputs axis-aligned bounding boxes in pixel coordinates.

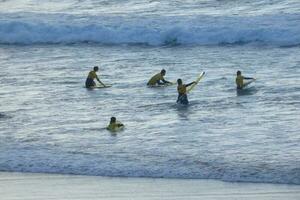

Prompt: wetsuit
[177,84,189,105]
[236,75,253,89]
[177,81,195,105]
[85,70,98,88]
[147,73,167,86]
[107,122,124,131]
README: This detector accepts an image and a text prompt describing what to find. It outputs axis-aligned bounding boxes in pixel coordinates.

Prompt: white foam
[0,13,300,46]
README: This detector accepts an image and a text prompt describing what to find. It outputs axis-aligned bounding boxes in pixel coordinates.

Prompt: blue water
[0,0,299,185]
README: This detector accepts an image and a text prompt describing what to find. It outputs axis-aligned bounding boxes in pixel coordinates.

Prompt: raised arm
[185,81,196,87]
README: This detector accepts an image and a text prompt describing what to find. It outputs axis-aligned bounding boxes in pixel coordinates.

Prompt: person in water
[235,70,255,89]
[106,117,124,131]
[85,66,106,88]
[177,79,195,105]
[147,69,172,86]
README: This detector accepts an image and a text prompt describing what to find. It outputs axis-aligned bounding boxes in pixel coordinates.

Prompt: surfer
[176,79,195,105]
[236,70,255,89]
[147,69,172,86]
[107,117,124,132]
[85,66,106,88]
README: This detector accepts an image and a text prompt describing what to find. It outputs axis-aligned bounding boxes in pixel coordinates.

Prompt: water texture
[0,0,299,184]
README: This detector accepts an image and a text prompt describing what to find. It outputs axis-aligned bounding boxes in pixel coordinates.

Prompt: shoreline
[1,172,299,200]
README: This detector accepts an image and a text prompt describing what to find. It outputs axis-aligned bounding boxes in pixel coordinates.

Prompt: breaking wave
[0,13,300,46]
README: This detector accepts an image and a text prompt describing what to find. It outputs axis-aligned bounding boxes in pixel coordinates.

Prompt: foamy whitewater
[0,0,299,185]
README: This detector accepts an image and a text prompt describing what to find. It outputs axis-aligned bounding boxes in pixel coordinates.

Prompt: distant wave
[0,13,300,46]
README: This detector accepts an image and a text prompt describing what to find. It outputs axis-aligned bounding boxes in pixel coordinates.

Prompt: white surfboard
[187,72,205,93]
[243,78,256,88]
[85,84,112,89]
[149,82,176,88]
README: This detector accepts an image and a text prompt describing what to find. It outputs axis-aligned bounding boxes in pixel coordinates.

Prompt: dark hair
[237,70,241,75]
[161,69,166,74]
[177,79,182,84]
[110,117,116,123]
[94,66,99,71]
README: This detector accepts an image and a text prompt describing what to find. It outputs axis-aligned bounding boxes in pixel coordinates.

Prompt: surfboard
[187,71,205,93]
[236,79,256,95]
[85,84,112,89]
[243,79,256,88]
[94,85,112,89]
[107,122,124,134]
[149,82,175,88]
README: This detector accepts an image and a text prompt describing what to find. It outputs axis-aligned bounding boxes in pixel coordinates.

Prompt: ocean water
[0,0,300,185]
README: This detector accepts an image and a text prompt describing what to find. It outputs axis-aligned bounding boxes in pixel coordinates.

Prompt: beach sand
[0,172,299,200]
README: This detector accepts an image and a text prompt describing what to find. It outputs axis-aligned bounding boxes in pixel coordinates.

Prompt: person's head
[161,69,166,76]
[94,66,99,71]
[110,117,116,123]
[177,79,182,85]
[237,70,241,76]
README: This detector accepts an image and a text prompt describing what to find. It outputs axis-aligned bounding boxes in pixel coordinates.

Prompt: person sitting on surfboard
[177,79,195,105]
[236,71,255,89]
[85,66,106,88]
[107,117,124,132]
[147,69,172,86]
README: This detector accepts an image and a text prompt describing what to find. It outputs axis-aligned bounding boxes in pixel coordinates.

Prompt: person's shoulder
[151,73,160,79]
[91,71,98,76]
[150,73,158,78]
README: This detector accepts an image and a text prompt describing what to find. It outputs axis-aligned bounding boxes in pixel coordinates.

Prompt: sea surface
[0,0,299,185]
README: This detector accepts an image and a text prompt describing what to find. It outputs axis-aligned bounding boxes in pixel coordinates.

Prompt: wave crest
[0,13,300,46]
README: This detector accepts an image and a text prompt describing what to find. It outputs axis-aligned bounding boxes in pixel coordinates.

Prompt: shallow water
[1,0,300,184]
[0,44,299,184]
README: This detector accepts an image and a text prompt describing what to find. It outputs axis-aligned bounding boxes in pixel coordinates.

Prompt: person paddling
[176,79,195,105]
[85,66,106,88]
[147,69,172,86]
[235,70,255,89]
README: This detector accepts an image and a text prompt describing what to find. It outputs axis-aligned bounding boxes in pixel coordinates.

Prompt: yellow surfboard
[187,72,205,93]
